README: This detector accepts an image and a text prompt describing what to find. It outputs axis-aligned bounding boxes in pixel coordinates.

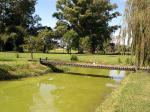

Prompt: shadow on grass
[0,59,15,61]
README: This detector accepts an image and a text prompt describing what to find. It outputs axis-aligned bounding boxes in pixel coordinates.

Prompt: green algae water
[0,67,125,112]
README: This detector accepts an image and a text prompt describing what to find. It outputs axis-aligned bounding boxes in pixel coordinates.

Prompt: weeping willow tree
[124,0,150,66]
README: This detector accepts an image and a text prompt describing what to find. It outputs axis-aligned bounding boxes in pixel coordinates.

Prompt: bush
[70,55,78,61]
[129,58,135,66]
[118,58,122,64]
[125,58,135,65]
[16,53,20,58]
[125,58,130,65]
[0,68,18,80]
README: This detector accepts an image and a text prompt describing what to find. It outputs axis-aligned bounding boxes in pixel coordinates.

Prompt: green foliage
[125,57,135,65]
[63,29,78,54]
[125,58,130,65]
[37,28,55,53]
[24,35,43,59]
[79,37,91,53]
[24,36,43,52]
[54,22,68,38]
[125,0,150,66]
[118,58,122,64]
[0,0,40,52]
[54,0,120,53]
[16,53,20,58]
[102,39,116,54]
[70,54,78,61]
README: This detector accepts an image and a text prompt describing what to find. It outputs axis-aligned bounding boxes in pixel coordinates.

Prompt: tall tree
[0,0,40,52]
[53,0,120,53]
[24,35,43,59]
[63,29,78,54]
[38,28,54,53]
[125,0,150,66]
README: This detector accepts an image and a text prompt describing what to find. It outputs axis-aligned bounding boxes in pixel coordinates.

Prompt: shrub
[16,53,20,58]
[70,55,78,61]
[125,58,130,65]
[129,58,135,66]
[125,58,135,65]
[118,58,122,64]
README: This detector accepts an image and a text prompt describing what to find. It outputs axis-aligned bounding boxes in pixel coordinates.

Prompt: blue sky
[35,0,126,31]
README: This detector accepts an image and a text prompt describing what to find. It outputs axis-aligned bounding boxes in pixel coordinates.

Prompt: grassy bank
[0,62,51,80]
[0,52,130,80]
[96,72,150,112]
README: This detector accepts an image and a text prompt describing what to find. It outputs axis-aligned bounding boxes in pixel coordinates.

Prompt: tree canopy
[0,0,40,52]
[125,0,150,66]
[53,0,120,53]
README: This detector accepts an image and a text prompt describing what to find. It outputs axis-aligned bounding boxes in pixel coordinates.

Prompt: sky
[35,0,127,36]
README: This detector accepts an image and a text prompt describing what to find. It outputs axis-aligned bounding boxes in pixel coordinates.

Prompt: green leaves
[0,0,40,52]
[63,29,78,45]
[63,29,78,53]
[125,0,150,66]
[54,0,120,53]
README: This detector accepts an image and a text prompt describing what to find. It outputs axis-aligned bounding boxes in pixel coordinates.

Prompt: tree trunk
[90,43,96,54]
[43,45,46,53]
[78,47,84,54]
[31,51,33,60]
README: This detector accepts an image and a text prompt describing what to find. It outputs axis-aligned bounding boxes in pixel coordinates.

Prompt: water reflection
[30,83,58,112]
[0,69,121,112]
[109,70,126,83]
[30,70,126,112]
[106,70,126,88]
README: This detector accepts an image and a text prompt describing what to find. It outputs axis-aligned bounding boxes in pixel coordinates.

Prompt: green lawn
[0,52,130,80]
[49,48,77,53]
[96,72,150,112]
[0,52,134,80]
[0,52,130,65]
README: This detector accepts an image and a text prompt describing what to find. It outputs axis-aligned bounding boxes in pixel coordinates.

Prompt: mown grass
[49,48,77,53]
[0,52,134,80]
[96,72,150,112]
[0,52,130,65]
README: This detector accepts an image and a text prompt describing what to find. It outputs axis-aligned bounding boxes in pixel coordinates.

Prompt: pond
[0,67,126,112]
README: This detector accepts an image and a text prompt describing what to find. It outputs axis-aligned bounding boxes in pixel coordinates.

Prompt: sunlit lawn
[0,51,131,80]
[96,72,150,112]
[0,52,130,65]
